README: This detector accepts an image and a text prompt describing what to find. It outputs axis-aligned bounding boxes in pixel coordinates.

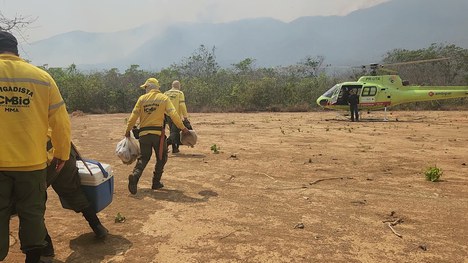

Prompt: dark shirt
[348,94,359,105]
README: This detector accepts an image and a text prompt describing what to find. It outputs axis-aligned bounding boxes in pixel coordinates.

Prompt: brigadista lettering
[0,86,34,97]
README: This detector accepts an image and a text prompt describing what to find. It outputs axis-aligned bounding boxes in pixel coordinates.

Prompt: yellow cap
[140,78,160,89]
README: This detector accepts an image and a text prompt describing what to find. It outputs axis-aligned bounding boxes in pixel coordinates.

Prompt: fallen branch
[220,230,239,240]
[387,223,403,238]
[309,177,353,185]
[264,176,355,190]
[350,200,366,205]
[390,218,403,226]
[259,172,278,182]
[382,218,403,225]
[264,185,308,191]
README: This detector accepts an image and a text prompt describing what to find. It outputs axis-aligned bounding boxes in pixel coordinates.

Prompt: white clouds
[0,0,389,41]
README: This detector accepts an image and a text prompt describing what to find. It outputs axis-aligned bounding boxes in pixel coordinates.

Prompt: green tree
[172,45,219,79]
[382,43,468,85]
[232,58,256,73]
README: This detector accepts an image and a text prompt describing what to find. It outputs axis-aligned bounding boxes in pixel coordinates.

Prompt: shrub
[424,165,443,182]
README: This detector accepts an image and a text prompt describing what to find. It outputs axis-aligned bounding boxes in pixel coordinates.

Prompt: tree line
[40,44,468,113]
[3,14,467,113]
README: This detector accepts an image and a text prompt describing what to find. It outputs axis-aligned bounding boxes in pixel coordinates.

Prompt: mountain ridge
[22,0,468,70]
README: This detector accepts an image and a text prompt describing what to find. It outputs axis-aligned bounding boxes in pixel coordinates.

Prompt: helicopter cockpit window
[323,84,339,98]
[361,86,377,97]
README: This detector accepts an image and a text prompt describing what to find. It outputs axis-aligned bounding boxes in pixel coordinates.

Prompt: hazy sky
[1,0,388,42]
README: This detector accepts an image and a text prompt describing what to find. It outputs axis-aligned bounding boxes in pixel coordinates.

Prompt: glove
[183,119,193,130]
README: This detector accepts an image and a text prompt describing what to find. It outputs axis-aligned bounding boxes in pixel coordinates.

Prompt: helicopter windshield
[323,84,340,98]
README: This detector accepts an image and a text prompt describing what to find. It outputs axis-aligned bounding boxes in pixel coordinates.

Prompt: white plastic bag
[115,137,140,165]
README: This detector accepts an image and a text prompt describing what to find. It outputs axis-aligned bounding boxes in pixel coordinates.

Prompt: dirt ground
[6,111,468,263]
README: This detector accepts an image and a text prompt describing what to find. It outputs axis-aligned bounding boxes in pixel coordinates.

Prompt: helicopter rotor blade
[382,57,450,67]
[324,57,451,75]
[379,67,398,74]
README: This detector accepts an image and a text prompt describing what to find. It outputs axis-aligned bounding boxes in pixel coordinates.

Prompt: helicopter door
[332,86,361,105]
[335,87,349,105]
[359,86,378,106]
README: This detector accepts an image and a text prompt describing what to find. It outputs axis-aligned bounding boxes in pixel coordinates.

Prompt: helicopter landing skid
[383,107,388,122]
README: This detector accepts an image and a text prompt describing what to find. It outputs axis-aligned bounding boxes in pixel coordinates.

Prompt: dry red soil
[6,111,468,262]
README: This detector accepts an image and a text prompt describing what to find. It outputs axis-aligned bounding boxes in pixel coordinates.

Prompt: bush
[424,165,443,182]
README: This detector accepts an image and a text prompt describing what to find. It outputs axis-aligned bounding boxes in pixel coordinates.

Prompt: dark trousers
[48,147,89,212]
[167,119,181,151]
[350,103,359,121]
[47,146,101,232]
[44,155,101,257]
[132,134,168,183]
[0,169,47,260]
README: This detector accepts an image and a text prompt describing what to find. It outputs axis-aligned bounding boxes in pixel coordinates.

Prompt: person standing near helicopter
[348,88,359,122]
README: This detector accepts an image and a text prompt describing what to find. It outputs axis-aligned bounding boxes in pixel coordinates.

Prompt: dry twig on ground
[259,172,278,182]
[387,223,403,238]
[309,177,353,185]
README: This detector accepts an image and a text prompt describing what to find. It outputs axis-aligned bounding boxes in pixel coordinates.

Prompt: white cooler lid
[76,161,113,186]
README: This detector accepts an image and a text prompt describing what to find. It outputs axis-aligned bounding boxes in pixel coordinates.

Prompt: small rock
[294,223,305,229]
[418,245,427,251]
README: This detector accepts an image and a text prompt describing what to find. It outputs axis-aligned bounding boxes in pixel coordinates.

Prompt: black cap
[0,31,19,55]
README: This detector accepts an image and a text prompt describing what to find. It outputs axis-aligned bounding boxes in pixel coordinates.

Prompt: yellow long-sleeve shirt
[126,89,185,136]
[0,54,71,171]
[164,88,188,119]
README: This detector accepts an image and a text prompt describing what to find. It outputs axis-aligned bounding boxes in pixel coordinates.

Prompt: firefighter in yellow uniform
[125,78,189,195]
[164,80,189,153]
[0,31,71,263]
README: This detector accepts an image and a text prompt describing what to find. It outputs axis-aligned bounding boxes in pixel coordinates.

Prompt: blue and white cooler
[61,160,114,213]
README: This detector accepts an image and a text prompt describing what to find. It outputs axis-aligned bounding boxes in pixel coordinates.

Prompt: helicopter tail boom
[392,86,468,105]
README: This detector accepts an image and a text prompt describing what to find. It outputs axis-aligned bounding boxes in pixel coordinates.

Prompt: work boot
[152,173,164,190]
[82,206,108,239]
[25,248,42,263]
[41,234,54,257]
[91,224,109,239]
[152,182,164,190]
[128,174,139,195]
